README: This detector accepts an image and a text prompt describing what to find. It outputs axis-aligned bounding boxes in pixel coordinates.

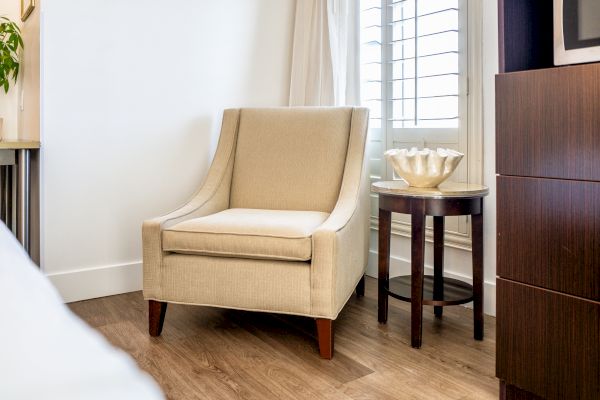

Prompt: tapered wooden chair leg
[149,300,168,337]
[316,318,334,359]
[356,275,365,297]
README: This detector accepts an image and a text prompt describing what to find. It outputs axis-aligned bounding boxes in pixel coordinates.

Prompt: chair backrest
[229,107,354,212]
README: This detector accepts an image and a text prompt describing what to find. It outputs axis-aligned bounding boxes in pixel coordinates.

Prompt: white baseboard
[46,261,143,303]
[366,250,496,316]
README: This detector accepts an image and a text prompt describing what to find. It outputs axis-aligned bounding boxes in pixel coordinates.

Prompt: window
[361,0,481,248]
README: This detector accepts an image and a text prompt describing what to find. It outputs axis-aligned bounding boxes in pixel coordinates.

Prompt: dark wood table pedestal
[373,181,488,348]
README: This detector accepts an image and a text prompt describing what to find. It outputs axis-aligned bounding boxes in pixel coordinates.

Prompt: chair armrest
[311,108,370,318]
[142,180,231,298]
[311,179,370,318]
[144,182,229,231]
[314,188,361,234]
[142,109,240,299]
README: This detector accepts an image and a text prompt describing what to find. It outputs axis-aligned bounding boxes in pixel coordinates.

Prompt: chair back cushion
[230,107,353,212]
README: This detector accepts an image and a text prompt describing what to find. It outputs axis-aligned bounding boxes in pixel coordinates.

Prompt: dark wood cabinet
[496,64,600,181]
[497,279,600,400]
[498,0,553,73]
[500,383,544,400]
[496,3,600,400]
[497,176,600,301]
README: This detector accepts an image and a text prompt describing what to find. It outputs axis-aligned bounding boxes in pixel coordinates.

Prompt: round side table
[372,180,489,349]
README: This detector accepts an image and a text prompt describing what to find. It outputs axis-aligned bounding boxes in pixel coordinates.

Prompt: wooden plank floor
[69,277,498,400]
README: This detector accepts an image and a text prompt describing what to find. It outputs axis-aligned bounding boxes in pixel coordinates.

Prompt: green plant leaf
[0,16,23,92]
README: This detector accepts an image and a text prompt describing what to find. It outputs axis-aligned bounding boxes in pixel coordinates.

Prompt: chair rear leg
[356,275,365,297]
[149,300,168,337]
[316,318,334,359]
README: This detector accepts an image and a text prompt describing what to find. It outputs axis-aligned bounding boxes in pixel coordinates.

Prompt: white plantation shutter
[389,0,463,128]
[361,0,385,220]
[361,0,471,241]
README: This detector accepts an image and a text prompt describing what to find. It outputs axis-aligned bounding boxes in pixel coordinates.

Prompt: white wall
[41,0,296,302]
[366,1,499,316]
[0,0,20,139]
[0,0,39,140]
[481,0,499,314]
[18,0,41,141]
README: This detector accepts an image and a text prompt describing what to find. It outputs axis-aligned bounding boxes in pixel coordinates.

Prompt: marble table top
[371,180,489,199]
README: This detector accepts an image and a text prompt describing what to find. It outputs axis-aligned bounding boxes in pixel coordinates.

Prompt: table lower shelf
[386,275,473,306]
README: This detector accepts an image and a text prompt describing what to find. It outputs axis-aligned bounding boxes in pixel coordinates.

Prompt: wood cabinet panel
[497,176,600,300]
[496,279,600,400]
[500,381,544,400]
[496,64,600,181]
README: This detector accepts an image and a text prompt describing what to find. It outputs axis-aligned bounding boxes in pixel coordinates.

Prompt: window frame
[366,0,483,250]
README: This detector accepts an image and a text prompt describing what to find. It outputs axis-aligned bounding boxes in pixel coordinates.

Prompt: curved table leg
[378,208,392,323]
[411,199,426,348]
[472,208,484,340]
[433,216,445,318]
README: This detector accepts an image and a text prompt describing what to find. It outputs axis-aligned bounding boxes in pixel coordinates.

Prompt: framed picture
[21,0,35,22]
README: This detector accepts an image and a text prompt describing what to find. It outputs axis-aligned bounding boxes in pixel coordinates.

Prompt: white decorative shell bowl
[384,147,464,188]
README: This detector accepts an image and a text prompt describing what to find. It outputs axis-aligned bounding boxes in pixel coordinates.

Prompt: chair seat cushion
[162,208,330,261]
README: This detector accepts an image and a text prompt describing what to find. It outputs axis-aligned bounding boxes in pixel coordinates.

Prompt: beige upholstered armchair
[143,107,370,359]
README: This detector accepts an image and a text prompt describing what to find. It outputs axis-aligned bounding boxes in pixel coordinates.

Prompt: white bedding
[0,223,164,400]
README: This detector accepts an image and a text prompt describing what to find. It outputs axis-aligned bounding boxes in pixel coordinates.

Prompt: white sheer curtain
[289,0,361,106]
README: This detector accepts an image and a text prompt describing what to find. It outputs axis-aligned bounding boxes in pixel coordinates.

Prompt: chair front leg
[149,300,168,337]
[316,318,334,359]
